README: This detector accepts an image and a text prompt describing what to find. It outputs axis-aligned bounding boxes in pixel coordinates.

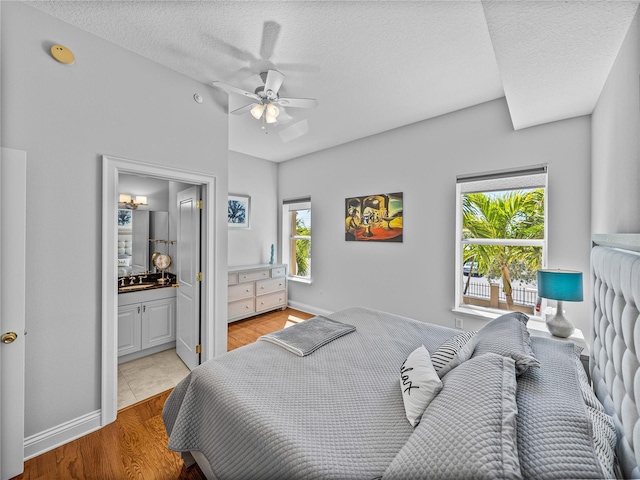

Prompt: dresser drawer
[228,272,238,286]
[271,266,286,278]
[228,298,255,319]
[228,282,255,302]
[256,291,286,313]
[239,269,270,282]
[256,277,286,296]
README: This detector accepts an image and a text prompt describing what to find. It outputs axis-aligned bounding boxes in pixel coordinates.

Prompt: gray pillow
[383,352,521,480]
[472,311,540,375]
[430,330,478,378]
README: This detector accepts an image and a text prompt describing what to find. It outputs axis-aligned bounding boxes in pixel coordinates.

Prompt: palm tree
[295,217,311,276]
[462,189,544,308]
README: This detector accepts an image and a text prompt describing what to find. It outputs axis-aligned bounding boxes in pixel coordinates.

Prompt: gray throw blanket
[258,315,355,356]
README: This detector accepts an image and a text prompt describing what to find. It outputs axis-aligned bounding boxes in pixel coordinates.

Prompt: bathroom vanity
[117,275,177,363]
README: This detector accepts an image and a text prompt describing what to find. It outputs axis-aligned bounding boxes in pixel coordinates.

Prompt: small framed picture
[118,209,132,229]
[228,194,250,228]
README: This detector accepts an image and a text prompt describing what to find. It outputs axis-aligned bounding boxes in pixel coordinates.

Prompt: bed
[163,234,640,479]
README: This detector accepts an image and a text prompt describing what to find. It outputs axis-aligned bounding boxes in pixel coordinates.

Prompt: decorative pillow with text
[400,345,443,427]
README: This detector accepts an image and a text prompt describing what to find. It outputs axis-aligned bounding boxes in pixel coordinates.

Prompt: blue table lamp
[536,269,583,338]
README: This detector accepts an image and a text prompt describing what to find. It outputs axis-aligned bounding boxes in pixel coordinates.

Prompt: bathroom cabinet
[118,287,176,361]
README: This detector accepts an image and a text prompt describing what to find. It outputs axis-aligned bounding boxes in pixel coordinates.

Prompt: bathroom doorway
[116,174,194,409]
[102,154,220,426]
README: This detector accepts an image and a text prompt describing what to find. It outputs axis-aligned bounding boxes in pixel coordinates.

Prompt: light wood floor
[13,307,314,480]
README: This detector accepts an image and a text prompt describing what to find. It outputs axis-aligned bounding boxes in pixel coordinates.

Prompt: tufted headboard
[117,233,133,275]
[591,234,640,479]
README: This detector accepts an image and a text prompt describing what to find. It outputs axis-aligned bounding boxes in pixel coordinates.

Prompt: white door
[0,148,26,479]
[176,186,201,370]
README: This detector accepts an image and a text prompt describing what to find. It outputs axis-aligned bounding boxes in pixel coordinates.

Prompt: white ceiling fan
[212,69,318,129]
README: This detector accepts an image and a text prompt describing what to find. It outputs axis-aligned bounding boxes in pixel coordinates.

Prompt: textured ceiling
[24,0,640,162]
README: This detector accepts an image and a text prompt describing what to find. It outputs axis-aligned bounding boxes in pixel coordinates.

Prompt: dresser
[228,264,288,322]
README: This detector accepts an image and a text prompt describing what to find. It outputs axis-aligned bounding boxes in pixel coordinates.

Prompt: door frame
[102,154,217,426]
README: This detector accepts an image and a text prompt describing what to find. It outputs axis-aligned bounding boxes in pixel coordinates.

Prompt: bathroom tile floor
[118,348,190,410]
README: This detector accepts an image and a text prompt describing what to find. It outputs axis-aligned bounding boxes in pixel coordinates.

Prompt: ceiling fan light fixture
[266,111,278,124]
[250,104,265,120]
[265,103,280,123]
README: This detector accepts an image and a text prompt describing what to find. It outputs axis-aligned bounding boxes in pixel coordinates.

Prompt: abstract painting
[345,192,403,242]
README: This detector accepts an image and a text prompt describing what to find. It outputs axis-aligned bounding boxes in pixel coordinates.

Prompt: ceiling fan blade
[260,21,281,60]
[203,34,257,63]
[212,81,261,102]
[274,107,292,125]
[230,103,259,115]
[279,119,309,143]
[264,69,285,95]
[276,97,318,109]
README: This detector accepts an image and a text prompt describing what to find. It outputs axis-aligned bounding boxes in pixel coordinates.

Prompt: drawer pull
[246,305,249,309]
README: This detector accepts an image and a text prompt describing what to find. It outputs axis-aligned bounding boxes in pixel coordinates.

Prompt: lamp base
[546,301,575,338]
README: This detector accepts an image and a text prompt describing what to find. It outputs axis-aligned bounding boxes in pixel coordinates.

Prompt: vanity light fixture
[119,194,148,210]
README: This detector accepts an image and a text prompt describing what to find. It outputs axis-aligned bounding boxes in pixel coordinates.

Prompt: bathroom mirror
[117,210,169,275]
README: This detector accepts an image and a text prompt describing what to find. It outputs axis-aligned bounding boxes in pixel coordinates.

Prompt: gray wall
[1,2,229,437]
[279,98,592,335]
[592,9,640,233]
[228,151,279,266]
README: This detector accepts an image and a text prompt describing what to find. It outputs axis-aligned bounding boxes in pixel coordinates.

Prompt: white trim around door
[102,155,218,426]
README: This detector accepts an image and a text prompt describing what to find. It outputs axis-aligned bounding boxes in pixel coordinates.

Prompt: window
[282,198,311,282]
[455,165,547,318]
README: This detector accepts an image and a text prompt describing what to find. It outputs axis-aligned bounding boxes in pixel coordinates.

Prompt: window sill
[452,305,543,323]
[288,276,312,285]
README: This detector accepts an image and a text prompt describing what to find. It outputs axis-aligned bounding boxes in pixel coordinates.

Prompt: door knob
[1,332,18,344]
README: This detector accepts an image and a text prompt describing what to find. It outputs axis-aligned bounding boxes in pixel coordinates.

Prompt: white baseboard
[287,300,333,317]
[24,410,102,460]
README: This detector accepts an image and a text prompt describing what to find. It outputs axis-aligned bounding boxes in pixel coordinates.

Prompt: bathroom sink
[118,283,157,292]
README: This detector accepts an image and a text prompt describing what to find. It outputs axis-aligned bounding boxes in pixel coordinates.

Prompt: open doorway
[116,174,196,409]
[102,155,218,426]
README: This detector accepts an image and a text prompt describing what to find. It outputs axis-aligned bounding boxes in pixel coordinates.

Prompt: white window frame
[282,198,312,284]
[454,165,548,321]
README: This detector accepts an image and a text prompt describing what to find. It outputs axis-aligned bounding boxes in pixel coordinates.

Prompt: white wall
[279,98,592,334]
[1,2,228,439]
[592,9,640,234]
[228,151,279,266]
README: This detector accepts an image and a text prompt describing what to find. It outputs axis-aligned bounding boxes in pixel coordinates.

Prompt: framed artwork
[118,209,132,229]
[228,194,250,228]
[345,192,403,242]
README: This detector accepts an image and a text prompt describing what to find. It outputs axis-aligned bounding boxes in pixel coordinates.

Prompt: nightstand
[527,319,589,374]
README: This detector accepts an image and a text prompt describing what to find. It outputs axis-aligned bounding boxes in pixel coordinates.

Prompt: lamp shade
[250,104,265,120]
[537,269,583,302]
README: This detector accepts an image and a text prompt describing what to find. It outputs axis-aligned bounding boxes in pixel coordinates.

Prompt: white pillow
[400,345,443,427]
[117,257,131,266]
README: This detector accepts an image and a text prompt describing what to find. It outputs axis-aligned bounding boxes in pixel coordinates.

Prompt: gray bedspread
[163,307,607,480]
[163,307,456,479]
